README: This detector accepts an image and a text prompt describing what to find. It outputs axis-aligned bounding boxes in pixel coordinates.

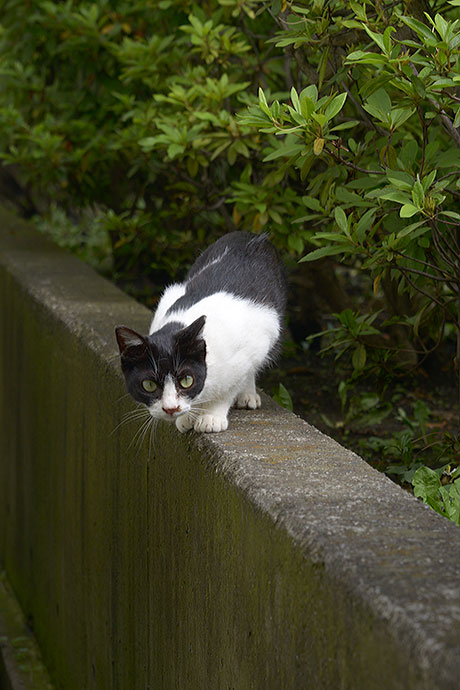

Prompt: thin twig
[410,63,460,149]
[393,248,451,277]
[394,255,456,285]
[326,143,385,175]
[434,218,460,262]
[398,265,457,317]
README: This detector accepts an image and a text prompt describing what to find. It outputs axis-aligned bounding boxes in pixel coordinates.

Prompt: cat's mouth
[162,406,182,417]
[149,405,189,422]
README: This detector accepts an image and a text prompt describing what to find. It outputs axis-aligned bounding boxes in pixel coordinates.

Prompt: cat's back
[172,231,286,315]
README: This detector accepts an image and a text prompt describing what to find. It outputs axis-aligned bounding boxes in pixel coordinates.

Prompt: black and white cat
[115,231,286,433]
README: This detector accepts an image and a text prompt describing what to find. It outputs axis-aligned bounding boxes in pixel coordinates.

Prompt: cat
[115,231,287,433]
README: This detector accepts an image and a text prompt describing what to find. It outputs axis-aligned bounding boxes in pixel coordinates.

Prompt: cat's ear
[180,315,206,341]
[115,326,147,357]
[175,316,206,362]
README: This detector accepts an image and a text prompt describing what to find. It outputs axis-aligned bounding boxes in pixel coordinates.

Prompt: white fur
[149,284,186,334]
[149,291,280,433]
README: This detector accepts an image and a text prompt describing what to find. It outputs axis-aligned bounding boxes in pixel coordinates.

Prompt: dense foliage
[0,0,295,295]
[241,1,460,382]
[0,0,459,520]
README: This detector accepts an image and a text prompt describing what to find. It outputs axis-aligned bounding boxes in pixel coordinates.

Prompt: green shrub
[0,0,457,334]
[1,1,460,520]
[239,1,460,397]
[0,0,292,299]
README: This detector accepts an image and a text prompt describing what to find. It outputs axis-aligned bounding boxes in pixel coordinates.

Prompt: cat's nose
[163,405,181,416]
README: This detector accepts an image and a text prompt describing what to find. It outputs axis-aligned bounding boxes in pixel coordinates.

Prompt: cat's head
[115,316,206,422]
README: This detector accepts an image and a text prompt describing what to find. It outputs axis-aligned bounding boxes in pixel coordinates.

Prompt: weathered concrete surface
[1,207,460,689]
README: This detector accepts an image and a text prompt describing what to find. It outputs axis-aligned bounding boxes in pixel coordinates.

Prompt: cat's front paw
[235,392,261,409]
[194,414,228,433]
[175,413,195,433]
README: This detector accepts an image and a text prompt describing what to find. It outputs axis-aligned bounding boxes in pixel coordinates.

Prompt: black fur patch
[168,232,286,314]
[115,318,207,405]
[166,231,287,360]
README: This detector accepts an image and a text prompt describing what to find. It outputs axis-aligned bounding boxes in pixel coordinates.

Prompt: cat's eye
[141,379,157,393]
[179,375,194,389]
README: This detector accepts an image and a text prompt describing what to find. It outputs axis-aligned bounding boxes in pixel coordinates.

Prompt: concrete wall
[1,208,460,690]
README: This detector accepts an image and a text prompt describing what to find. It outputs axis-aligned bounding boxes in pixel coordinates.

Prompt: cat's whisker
[138,422,153,452]
[110,406,150,436]
[186,410,207,418]
[115,392,133,404]
[122,407,149,421]
[183,410,200,422]
[147,418,159,459]
[129,415,154,453]
[188,403,215,413]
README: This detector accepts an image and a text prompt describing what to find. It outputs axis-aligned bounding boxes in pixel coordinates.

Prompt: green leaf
[368,88,392,113]
[300,85,318,103]
[299,245,350,262]
[362,24,386,53]
[300,154,315,181]
[313,232,353,242]
[422,170,437,190]
[397,221,427,238]
[269,209,283,224]
[400,204,419,218]
[411,179,424,207]
[352,343,366,370]
[138,137,158,149]
[288,234,304,253]
[412,467,445,516]
[324,93,347,121]
[167,143,185,158]
[356,208,376,241]
[346,50,387,64]
[335,206,348,233]
[329,120,360,132]
[434,14,448,39]
[441,211,460,220]
[413,466,441,496]
[443,482,460,525]
[383,26,396,52]
[259,87,268,105]
[454,105,460,129]
[290,86,300,112]
[302,195,322,211]
[300,96,316,121]
[387,171,414,190]
[376,190,412,205]
[336,188,370,206]
[348,177,381,190]
[311,112,327,127]
[401,16,437,46]
[389,108,415,130]
[258,88,272,117]
[263,144,303,161]
[363,89,392,124]
[318,44,330,90]
[273,383,293,411]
